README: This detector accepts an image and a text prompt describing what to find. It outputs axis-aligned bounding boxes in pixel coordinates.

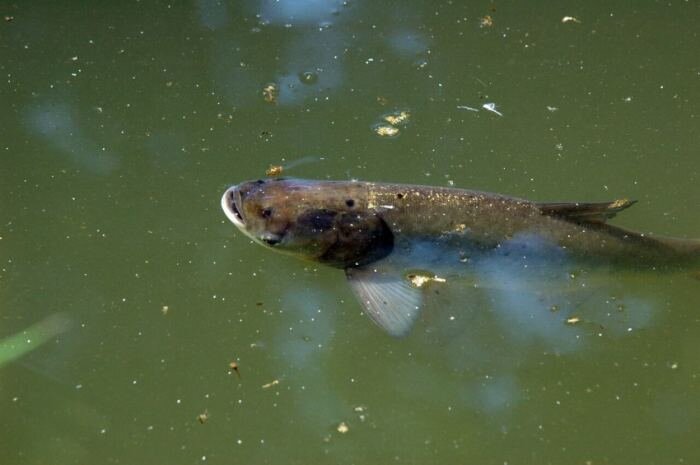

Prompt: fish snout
[221,186,246,228]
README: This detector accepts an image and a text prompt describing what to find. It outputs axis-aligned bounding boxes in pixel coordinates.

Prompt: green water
[2,1,699,464]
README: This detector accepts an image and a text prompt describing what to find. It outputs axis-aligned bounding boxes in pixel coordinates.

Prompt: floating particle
[197,409,209,424]
[482,102,503,117]
[336,422,349,434]
[298,71,318,85]
[373,124,399,137]
[480,15,494,28]
[229,361,241,378]
[383,110,411,126]
[566,317,581,325]
[376,96,389,106]
[161,305,169,315]
[262,83,278,104]
[4,15,14,22]
[266,165,283,176]
[262,379,280,389]
[561,16,581,24]
[457,105,479,112]
[407,273,447,288]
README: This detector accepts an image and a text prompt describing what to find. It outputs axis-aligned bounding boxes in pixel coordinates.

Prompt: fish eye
[261,207,273,218]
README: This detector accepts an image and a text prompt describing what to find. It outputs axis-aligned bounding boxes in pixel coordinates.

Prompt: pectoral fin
[537,199,636,224]
[345,266,423,337]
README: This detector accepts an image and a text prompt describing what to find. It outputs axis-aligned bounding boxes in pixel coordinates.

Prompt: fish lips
[221,186,246,229]
[221,185,285,246]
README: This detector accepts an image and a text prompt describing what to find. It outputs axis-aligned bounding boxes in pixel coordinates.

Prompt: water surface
[2,1,699,464]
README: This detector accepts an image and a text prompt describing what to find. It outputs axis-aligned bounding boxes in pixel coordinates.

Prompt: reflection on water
[255,0,343,26]
[259,231,686,446]
[24,102,119,175]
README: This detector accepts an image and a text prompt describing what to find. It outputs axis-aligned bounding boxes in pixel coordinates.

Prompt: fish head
[221,178,394,267]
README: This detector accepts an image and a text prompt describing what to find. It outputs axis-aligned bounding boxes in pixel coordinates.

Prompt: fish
[221,178,700,336]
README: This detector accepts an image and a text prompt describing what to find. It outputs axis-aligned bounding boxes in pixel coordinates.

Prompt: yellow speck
[407,273,447,288]
[161,305,169,315]
[336,422,349,434]
[383,110,410,126]
[609,198,631,209]
[480,15,494,27]
[373,124,399,137]
[262,83,278,104]
[197,409,209,424]
[566,316,581,325]
[266,165,283,176]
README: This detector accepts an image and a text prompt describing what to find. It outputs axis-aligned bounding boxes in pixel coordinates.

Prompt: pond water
[2,1,699,464]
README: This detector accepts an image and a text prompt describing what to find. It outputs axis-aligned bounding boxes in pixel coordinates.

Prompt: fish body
[221,178,700,335]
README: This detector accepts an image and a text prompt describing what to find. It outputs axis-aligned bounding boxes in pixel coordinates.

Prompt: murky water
[2,1,699,464]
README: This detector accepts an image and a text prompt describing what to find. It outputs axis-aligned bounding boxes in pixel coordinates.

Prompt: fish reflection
[221,178,700,337]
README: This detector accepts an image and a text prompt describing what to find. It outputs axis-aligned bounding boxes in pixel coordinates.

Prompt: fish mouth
[221,186,246,229]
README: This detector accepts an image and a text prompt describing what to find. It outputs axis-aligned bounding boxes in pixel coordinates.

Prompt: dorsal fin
[537,199,637,224]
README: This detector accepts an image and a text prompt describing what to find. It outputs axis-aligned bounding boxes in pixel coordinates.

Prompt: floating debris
[229,361,241,378]
[482,102,503,117]
[457,105,479,112]
[480,15,494,28]
[566,316,581,325]
[197,409,209,424]
[266,165,284,177]
[376,96,389,106]
[262,83,278,104]
[298,71,318,85]
[373,124,400,138]
[336,421,349,434]
[407,273,447,288]
[353,405,368,422]
[4,15,14,22]
[546,105,559,112]
[383,110,411,126]
[561,16,581,24]
[161,305,169,315]
[262,379,280,389]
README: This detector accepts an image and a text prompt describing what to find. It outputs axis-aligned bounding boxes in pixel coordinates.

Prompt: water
[2,1,699,463]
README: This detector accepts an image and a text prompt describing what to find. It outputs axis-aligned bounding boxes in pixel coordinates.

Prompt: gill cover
[295,208,394,268]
